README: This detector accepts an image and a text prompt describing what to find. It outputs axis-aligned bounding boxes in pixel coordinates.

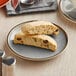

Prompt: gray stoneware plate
[7,20,68,61]
[59,0,76,23]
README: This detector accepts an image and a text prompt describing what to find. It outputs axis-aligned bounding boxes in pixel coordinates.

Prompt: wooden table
[0,2,76,76]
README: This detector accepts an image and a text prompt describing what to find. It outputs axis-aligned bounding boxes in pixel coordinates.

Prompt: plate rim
[58,0,76,24]
[7,20,68,61]
[0,0,10,8]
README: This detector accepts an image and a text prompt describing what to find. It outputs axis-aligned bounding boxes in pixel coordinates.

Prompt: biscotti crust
[21,21,59,35]
[14,32,57,51]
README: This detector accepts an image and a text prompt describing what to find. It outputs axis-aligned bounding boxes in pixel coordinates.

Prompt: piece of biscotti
[21,21,59,35]
[14,32,57,51]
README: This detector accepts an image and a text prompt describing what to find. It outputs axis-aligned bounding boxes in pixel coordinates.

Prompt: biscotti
[14,32,57,51]
[21,21,59,35]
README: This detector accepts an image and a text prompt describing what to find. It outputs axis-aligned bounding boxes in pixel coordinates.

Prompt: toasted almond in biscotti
[21,21,59,35]
[14,32,57,51]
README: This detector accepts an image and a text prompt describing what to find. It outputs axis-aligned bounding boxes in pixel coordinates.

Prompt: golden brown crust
[21,21,59,35]
[14,32,57,51]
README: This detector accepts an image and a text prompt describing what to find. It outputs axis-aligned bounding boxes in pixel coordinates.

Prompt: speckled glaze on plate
[7,20,68,61]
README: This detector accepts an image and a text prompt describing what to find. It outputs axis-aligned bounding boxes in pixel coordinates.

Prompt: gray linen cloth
[61,0,76,20]
[6,0,57,16]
